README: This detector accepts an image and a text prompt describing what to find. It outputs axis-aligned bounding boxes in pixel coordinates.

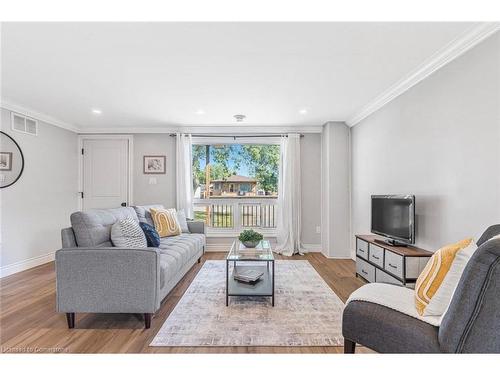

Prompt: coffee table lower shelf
[226,263,275,306]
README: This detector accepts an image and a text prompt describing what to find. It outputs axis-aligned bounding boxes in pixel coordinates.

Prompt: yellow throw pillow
[415,238,472,315]
[150,208,181,237]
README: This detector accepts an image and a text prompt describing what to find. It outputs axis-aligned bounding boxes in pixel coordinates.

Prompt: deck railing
[193,197,278,234]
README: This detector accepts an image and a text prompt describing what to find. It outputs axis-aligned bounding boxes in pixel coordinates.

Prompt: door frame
[77,134,134,211]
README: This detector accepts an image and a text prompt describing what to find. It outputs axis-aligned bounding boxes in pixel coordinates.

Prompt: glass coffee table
[226,239,275,306]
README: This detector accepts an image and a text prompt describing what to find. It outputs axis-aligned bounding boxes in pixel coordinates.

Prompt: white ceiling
[1,22,475,130]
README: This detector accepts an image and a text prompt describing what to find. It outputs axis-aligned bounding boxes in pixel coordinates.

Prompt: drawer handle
[361,270,368,275]
[372,255,380,260]
[358,249,365,253]
[388,263,398,269]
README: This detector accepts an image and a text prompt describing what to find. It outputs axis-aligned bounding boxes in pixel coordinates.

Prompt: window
[192,143,279,231]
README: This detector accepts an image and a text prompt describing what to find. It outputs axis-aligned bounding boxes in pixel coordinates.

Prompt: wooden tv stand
[355,234,432,287]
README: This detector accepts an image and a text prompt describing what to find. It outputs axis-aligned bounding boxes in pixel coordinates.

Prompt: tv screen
[371,195,415,244]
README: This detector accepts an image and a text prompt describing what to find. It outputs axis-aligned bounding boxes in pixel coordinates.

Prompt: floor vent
[11,112,38,135]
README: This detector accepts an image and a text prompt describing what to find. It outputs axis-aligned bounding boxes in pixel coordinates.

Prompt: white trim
[0,251,55,278]
[346,22,500,126]
[77,134,134,211]
[322,255,354,260]
[0,100,80,133]
[78,125,324,134]
[300,243,322,252]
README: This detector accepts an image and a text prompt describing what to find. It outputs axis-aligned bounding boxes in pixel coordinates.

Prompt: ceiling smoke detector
[234,114,246,122]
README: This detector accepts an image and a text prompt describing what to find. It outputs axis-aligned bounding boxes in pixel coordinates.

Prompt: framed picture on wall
[143,155,166,174]
[0,152,13,171]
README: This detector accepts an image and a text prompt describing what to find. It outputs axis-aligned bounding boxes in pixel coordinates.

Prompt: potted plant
[239,229,264,248]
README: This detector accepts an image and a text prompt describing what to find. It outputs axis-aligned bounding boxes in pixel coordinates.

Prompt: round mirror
[0,131,25,188]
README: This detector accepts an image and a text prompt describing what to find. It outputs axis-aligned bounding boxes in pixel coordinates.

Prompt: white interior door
[82,138,129,210]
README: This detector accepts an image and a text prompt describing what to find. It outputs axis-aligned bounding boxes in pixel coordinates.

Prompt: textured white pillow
[175,209,190,233]
[111,217,147,248]
[487,234,500,243]
[423,242,477,316]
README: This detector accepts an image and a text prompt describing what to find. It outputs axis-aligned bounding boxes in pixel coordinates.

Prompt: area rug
[150,260,345,346]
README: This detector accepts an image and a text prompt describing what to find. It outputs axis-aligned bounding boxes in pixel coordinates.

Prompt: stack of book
[233,269,264,284]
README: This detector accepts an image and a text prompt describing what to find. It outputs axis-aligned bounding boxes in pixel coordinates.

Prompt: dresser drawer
[356,238,369,260]
[375,268,403,286]
[384,250,404,279]
[368,243,384,267]
[356,257,375,282]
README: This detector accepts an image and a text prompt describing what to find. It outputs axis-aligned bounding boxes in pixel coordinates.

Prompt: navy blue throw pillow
[139,222,160,247]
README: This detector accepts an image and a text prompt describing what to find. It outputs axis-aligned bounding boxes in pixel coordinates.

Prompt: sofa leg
[144,313,152,329]
[198,257,201,263]
[66,313,75,329]
[344,339,356,354]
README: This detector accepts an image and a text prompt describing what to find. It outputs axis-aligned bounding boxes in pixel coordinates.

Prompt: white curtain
[176,133,194,218]
[275,134,302,256]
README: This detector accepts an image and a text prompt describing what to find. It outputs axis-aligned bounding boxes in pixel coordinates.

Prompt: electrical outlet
[149,177,157,185]
[316,226,321,234]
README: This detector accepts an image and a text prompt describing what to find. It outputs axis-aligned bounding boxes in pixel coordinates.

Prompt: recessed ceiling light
[91,108,102,115]
[196,109,205,115]
[299,109,308,115]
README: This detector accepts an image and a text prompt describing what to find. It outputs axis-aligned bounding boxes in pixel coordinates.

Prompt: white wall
[351,33,500,255]
[0,108,78,276]
[133,134,176,208]
[321,122,351,258]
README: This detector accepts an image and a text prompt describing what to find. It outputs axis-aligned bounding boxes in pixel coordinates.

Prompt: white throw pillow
[423,242,477,316]
[486,234,500,243]
[175,209,190,233]
[111,217,147,248]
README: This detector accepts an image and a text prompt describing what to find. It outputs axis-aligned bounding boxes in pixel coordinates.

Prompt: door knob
[121,202,127,207]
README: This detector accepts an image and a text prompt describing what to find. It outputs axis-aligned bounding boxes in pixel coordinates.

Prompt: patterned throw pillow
[415,237,472,315]
[139,222,161,247]
[110,217,147,248]
[150,208,181,237]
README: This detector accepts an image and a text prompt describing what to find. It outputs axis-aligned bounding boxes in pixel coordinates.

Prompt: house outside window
[191,140,279,234]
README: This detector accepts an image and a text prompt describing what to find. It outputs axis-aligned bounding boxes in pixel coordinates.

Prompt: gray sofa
[343,225,500,353]
[56,205,205,329]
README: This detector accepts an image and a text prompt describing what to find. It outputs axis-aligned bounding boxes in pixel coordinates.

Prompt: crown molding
[346,22,500,127]
[0,100,81,133]
[78,124,324,134]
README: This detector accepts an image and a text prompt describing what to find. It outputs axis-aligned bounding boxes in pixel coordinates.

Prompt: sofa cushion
[139,222,161,247]
[157,234,205,287]
[111,218,147,248]
[133,204,164,226]
[71,207,139,247]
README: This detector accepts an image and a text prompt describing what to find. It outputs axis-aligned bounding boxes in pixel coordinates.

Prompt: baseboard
[322,254,354,260]
[205,241,321,253]
[0,251,55,278]
[300,243,322,252]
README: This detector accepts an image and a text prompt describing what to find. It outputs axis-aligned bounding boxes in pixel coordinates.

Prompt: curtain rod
[169,134,304,138]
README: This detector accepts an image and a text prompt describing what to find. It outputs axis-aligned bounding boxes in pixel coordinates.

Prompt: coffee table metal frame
[225,240,275,306]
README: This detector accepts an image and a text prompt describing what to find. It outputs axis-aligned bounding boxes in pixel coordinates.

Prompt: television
[371,195,415,246]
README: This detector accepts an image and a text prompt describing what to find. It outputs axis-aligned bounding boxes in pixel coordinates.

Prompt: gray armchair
[343,225,500,353]
[56,206,205,329]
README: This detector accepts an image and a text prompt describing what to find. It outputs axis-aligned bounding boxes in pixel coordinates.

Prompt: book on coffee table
[233,269,264,283]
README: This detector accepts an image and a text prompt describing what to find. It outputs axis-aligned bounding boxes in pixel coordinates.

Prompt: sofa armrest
[55,247,161,314]
[187,220,205,234]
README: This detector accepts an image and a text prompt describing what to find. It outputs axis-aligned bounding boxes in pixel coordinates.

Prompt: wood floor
[0,252,370,353]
